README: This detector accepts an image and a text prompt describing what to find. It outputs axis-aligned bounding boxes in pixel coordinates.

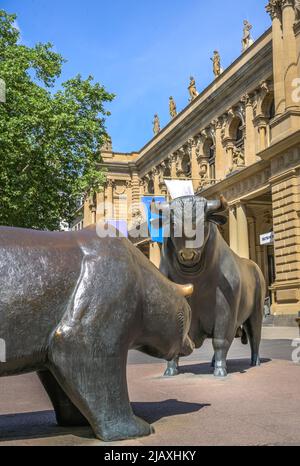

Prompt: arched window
[163,165,171,178]
[182,153,191,177]
[148,179,154,195]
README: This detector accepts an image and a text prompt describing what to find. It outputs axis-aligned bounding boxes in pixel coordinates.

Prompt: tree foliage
[0,10,114,230]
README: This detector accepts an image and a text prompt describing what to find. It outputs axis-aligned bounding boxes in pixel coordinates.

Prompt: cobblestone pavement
[0,329,299,446]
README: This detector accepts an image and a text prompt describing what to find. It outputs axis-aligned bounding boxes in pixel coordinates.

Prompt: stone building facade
[79,1,300,318]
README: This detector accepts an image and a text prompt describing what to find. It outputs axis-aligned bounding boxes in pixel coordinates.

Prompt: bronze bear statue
[0,226,194,441]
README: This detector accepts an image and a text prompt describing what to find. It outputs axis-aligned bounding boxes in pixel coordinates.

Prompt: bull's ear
[207,213,228,226]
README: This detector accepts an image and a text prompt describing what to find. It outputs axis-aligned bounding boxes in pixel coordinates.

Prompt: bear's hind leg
[37,370,89,427]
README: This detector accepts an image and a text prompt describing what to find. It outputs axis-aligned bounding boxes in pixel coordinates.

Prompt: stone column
[282,0,299,110]
[106,179,114,220]
[244,95,256,165]
[130,170,141,217]
[258,122,268,152]
[190,138,199,191]
[236,202,250,259]
[153,169,161,196]
[229,206,238,254]
[125,180,132,223]
[266,1,286,114]
[224,140,234,174]
[215,119,224,180]
[83,199,91,227]
[170,154,177,179]
[248,217,257,263]
[294,19,300,84]
[270,161,300,315]
[96,191,105,223]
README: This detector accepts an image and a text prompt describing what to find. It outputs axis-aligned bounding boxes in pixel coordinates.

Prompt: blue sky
[2,0,271,153]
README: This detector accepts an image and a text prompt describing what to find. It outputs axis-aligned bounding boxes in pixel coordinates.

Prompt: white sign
[165,180,194,200]
[260,232,274,246]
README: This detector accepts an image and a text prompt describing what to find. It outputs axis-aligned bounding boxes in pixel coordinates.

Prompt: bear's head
[135,280,194,361]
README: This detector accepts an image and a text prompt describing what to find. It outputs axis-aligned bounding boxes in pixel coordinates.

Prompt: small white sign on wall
[260,232,274,246]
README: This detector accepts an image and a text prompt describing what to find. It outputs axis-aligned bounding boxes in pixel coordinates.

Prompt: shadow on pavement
[0,411,94,442]
[179,358,272,375]
[132,399,209,423]
[0,399,208,441]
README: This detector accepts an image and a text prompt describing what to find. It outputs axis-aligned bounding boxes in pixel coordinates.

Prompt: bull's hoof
[95,416,153,442]
[251,357,261,367]
[164,366,179,377]
[214,367,227,378]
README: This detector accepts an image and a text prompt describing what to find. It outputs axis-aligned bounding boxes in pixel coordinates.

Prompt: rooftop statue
[0,226,194,441]
[153,114,160,135]
[211,51,222,77]
[188,76,199,101]
[242,20,254,51]
[169,96,177,118]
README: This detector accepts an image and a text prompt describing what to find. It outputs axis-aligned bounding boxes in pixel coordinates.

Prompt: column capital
[266,0,283,20]
[281,0,295,9]
[106,179,114,188]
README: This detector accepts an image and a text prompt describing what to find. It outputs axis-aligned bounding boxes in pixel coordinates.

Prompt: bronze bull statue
[0,226,194,441]
[152,195,266,378]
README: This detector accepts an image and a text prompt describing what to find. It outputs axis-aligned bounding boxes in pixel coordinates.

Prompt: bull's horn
[207,195,228,214]
[172,283,194,298]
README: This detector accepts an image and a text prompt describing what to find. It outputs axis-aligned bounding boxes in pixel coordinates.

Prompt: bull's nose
[180,250,195,261]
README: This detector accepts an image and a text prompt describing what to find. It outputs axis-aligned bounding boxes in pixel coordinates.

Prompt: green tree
[0,10,114,230]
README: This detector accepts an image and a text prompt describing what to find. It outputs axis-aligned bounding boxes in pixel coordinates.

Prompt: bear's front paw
[95,415,153,442]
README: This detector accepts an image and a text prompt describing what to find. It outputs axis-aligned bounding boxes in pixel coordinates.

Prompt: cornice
[197,160,270,197]
[258,129,300,161]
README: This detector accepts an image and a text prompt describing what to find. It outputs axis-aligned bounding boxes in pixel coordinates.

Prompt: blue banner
[141,196,165,244]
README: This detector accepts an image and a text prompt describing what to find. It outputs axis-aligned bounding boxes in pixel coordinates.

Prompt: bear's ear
[207,213,228,226]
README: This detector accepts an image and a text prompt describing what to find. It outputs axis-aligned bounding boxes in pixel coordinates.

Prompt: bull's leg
[49,335,153,442]
[211,354,215,368]
[164,357,179,377]
[244,314,263,367]
[212,337,234,377]
[37,370,89,427]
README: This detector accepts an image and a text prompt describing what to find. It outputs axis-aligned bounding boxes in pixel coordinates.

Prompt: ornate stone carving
[176,146,191,177]
[114,181,127,196]
[211,51,222,77]
[107,179,114,189]
[295,0,300,22]
[230,147,245,172]
[153,114,160,135]
[266,0,283,20]
[242,20,254,51]
[188,76,199,101]
[169,96,177,118]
